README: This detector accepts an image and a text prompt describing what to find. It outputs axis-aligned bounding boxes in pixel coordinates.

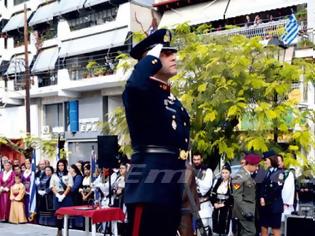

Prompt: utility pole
[24,4,31,134]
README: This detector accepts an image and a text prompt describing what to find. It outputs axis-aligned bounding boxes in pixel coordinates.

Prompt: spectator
[79,164,93,205]
[278,155,296,230]
[210,163,233,235]
[0,156,9,171]
[37,166,55,226]
[21,163,26,172]
[50,159,73,236]
[192,152,214,235]
[13,165,22,176]
[75,161,84,175]
[0,161,15,221]
[245,15,251,27]
[13,159,20,167]
[70,164,83,206]
[9,175,27,224]
[254,15,262,26]
[22,158,32,219]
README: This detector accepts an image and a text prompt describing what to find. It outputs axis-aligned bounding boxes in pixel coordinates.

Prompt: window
[38,72,57,87]
[44,103,64,129]
[68,7,118,31]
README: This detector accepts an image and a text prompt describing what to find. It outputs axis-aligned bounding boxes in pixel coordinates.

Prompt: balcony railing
[206,19,308,41]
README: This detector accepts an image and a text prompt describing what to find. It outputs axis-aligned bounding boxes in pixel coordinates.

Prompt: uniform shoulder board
[232,174,244,184]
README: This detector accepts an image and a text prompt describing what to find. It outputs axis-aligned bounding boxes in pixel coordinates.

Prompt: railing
[207,19,288,39]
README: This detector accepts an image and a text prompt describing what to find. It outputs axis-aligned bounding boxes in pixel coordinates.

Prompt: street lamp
[267,36,295,143]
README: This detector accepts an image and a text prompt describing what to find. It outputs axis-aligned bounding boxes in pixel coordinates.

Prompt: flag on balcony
[281,14,299,46]
[28,150,37,219]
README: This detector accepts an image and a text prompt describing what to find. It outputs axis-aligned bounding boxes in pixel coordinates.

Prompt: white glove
[147,44,163,58]
[38,190,46,196]
[3,187,9,192]
[58,194,65,202]
[35,178,40,186]
[0,186,3,192]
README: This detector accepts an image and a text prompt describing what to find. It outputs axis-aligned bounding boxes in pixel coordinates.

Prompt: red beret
[245,154,261,165]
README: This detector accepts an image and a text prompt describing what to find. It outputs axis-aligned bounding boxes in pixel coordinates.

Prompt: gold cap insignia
[164,31,171,43]
[179,150,188,160]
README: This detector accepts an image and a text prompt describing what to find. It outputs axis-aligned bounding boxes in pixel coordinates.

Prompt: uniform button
[152,60,156,64]
[181,107,184,111]
[172,115,176,119]
[184,122,187,126]
[185,138,188,143]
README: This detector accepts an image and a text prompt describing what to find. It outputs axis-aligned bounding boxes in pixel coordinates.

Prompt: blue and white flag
[90,146,96,181]
[28,150,37,218]
[56,136,60,161]
[281,14,299,46]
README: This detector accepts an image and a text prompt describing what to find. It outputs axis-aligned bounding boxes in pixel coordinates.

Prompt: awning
[54,0,86,16]
[0,60,10,75]
[5,54,33,75]
[59,26,129,58]
[2,11,31,32]
[226,0,307,18]
[31,47,59,73]
[29,1,59,26]
[84,0,109,8]
[159,1,228,28]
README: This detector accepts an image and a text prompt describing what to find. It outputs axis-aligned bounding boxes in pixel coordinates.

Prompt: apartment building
[0,0,155,164]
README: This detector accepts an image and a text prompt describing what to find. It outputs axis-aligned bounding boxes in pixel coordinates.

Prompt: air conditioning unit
[42,125,51,135]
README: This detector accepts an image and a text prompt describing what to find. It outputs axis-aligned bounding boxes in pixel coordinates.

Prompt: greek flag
[281,14,299,46]
[90,146,96,181]
[29,150,37,218]
[56,136,60,161]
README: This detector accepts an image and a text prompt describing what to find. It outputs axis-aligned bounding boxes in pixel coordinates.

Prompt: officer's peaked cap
[130,29,177,60]
[263,150,277,159]
[245,153,261,165]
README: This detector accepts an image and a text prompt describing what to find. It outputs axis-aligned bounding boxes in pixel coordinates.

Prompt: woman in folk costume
[9,175,27,224]
[79,164,93,205]
[210,163,233,235]
[0,161,15,221]
[37,166,55,226]
[50,159,73,236]
[22,158,32,218]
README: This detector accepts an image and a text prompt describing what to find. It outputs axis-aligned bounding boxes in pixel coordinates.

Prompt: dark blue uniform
[123,54,190,235]
[259,167,284,229]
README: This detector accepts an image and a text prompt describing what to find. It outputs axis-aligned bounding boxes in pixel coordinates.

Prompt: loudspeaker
[97,135,119,168]
[285,215,315,236]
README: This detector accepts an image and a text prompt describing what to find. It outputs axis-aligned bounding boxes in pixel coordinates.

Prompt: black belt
[133,145,179,155]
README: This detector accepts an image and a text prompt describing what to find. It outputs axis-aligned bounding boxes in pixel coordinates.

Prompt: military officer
[232,153,261,236]
[123,29,190,236]
[259,151,284,236]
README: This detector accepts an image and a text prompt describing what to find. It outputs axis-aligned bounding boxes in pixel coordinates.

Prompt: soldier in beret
[123,29,190,236]
[232,153,260,236]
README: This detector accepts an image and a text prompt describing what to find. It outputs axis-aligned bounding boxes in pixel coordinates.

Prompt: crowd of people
[190,150,309,236]
[0,156,129,236]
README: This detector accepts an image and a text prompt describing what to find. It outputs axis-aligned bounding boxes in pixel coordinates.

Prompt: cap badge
[164,31,171,43]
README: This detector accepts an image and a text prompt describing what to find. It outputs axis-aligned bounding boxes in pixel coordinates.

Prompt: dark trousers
[127,203,181,236]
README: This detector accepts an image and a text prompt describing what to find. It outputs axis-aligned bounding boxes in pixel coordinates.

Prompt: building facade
[0,0,156,164]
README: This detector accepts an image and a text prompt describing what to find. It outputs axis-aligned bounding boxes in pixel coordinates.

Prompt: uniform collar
[150,76,171,92]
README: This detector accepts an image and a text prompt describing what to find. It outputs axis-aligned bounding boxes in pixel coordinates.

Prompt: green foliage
[104,25,315,169]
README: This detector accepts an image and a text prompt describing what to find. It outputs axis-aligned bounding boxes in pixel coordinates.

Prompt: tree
[0,135,65,160]
[103,25,315,170]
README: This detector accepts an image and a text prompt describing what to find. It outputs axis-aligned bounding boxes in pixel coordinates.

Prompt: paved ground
[0,223,103,236]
